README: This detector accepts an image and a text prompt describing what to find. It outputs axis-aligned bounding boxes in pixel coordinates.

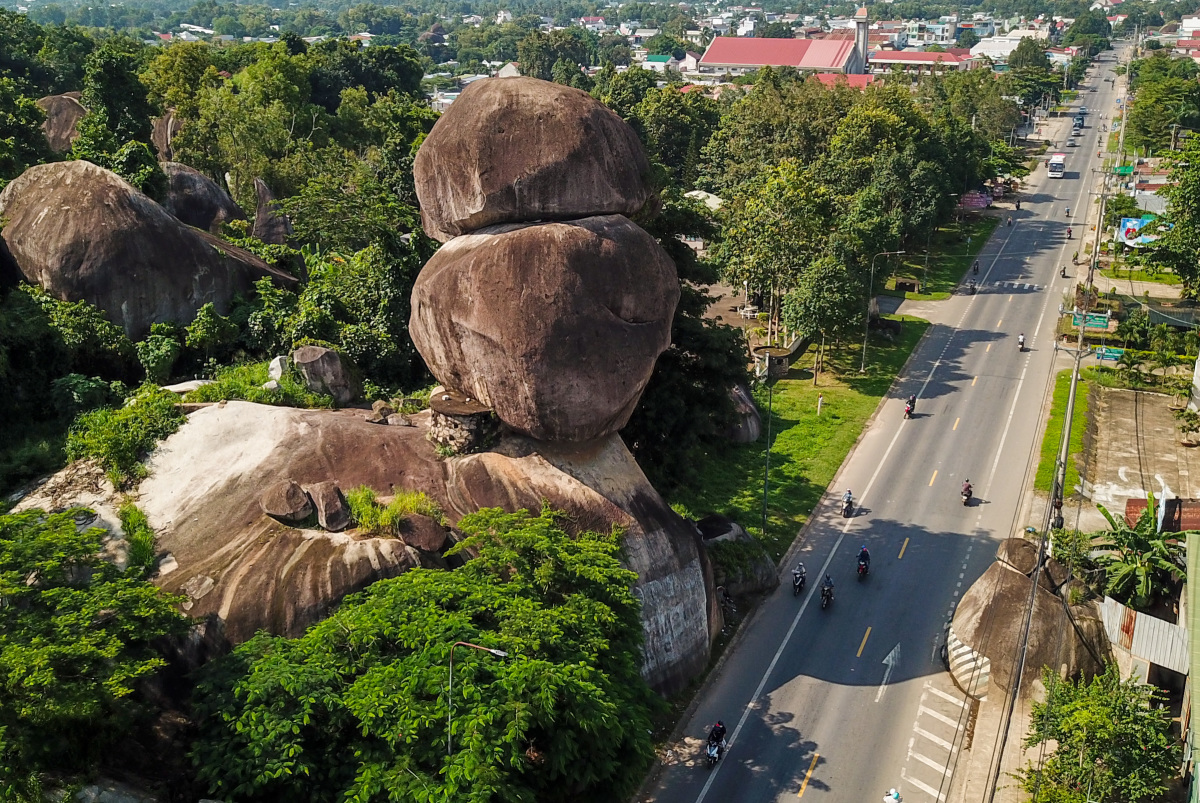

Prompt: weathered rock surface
[695,514,777,597]
[0,161,297,339]
[161,162,245,233]
[260,479,312,523]
[397,513,449,552]
[151,109,183,161]
[949,540,1108,700]
[727,384,762,443]
[306,480,350,532]
[252,177,293,245]
[268,354,290,380]
[36,92,86,153]
[20,401,715,692]
[410,215,679,441]
[413,77,654,241]
[292,345,360,406]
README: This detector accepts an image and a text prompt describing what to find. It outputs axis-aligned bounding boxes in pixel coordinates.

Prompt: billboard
[1117,216,1164,247]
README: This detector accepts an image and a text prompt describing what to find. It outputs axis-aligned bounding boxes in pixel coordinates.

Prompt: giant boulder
[252,177,293,245]
[151,109,183,161]
[161,162,245,234]
[413,77,655,241]
[410,215,679,441]
[36,92,86,154]
[0,161,296,339]
[14,401,718,693]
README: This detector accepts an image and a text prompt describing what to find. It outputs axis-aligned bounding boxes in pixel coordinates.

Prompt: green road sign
[1096,346,1125,361]
[1071,312,1110,328]
[1114,165,1133,176]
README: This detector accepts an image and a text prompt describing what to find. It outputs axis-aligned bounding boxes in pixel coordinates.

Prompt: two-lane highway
[641,47,1129,803]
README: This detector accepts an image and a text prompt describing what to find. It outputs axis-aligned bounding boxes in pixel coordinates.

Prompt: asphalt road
[640,48,1129,803]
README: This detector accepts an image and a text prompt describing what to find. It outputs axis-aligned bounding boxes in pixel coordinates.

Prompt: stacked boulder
[410,76,680,442]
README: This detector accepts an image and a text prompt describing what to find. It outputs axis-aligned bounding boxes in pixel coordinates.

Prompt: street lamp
[447,641,508,757]
[860,250,906,373]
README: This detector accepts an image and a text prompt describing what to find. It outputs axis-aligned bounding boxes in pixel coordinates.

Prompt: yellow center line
[953,417,960,430]
[898,537,909,559]
[857,626,872,657]
[972,375,978,385]
[985,344,991,353]
[929,469,938,486]
[997,318,1003,327]
[798,753,820,797]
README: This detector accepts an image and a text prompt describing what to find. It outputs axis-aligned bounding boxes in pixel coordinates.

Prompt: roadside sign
[1096,346,1125,360]
[1071,312,1111,328]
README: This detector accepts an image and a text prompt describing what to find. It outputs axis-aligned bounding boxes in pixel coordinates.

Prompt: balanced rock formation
[0,161,297,339]
[413,77,655,242]
[161,162,245,233]
[410,215,679,440]
[948,538,1108,701]
[36,92,86,153]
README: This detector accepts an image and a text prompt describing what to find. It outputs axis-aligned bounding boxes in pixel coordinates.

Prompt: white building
[496,10,513,24]
[969,28,1049,62]
[1183,15,1200,38]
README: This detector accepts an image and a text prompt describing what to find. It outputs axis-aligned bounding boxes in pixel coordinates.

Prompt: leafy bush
[66,385,185,487]
[135,331,181,385]
[117,501,157,572]
[185,302,239,363]
[183,361,332,408]
[191,507,661,802]
[50,374,126,418]
[346,485,444,533]
[0,507,187,787]
[21,286,136,380]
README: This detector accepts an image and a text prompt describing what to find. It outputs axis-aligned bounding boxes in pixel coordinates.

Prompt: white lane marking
[910,751,949,773]
[689,417,910,803]
[876,643,901,703]
[918,705,961,729]
[902,770,949,802]
[914,726,956,752]
[924,683,967,708]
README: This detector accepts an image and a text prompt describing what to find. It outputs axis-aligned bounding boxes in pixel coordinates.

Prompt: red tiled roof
[701,36,857,70]
[1176,38,1200,48]
[946,47,971,57]
[812,72,875,87]
[869,49,969,63]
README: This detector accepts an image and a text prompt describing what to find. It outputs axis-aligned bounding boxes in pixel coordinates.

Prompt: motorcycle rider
[841,489,853,514]
[1067,226,1073,239]
[884,789,901,803]
[858,545,870,569]
[1018,333,1026,350]
[822,575,835,598]
[907,394,917,411]
[962,479,972,498]
[792,561,807,589]
[707,720,727,756]
[972,260,980,275]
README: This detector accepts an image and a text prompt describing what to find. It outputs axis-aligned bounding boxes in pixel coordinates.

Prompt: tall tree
[79,36,154,145]
[1008,36,1051,71]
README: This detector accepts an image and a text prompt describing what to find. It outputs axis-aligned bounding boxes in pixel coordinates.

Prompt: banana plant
[1093,492,1186,610]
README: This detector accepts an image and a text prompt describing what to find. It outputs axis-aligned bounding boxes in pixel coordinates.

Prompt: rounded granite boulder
[413,76,655,241]
[409,214,679,441]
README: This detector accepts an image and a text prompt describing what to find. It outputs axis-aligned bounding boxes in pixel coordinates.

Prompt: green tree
[956,29,979,48]
[1019,663,1179,803]
[630,85,720,187]
[0,77,49,186]
[1143,136,1200,295]
[782,255,864,344]
[79,36,154,145]
[1008,36,1051,71]
[1092,493,1185,610]
[140,41,218,119]
[643,32,688,57]
[1104,193,1147,227]
[0,507,187,792]
[758,22,795,39]
[1125,76,1200,153]
[191,506,661,802]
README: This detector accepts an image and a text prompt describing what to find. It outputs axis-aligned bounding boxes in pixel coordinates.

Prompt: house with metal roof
[867,49,980,74]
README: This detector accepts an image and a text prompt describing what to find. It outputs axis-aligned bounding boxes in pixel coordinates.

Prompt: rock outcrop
[0,161,297,339]
[36,92,86,153]
[151,110,183,161]
[306,480,351,532]
[161,162,245,233]
[949,538,1108,701]
[292,345,360,406]
[260,479,313,523]
[410,216,678,441]
[252,177,293,245]
[413,77,655,242]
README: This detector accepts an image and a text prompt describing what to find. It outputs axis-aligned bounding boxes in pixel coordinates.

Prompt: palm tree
[1093,493,1185,611]
[1116,349,1145,386]
[1149,348,1183,387]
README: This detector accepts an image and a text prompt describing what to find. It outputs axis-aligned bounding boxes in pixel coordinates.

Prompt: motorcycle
[967,279,977,295]
[841,496,853,518]
[904,401,914,419]
[792,570,806,596]
[705,738,726,767]
[1067,227,1073,239]
[962,487,973,506]
[821,585,834,609]
[1018,338,1025,352]
[857,557,869,579]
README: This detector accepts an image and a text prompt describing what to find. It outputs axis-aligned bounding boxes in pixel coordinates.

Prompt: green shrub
[50,374,126,417]
[185,303,239,362]
[184,362,332,408]
[117,501,157,572]
[66,385,185,487]
[21,286,137,380]
[135,332,181,384]
[345,486,445,533]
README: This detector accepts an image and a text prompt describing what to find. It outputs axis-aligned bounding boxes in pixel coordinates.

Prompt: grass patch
[1035,371,1091,496]
[66,386,185,488]
[0,419,69,498]
[345,485,445,533]
[117,501,157,572]
[184,361,333,408]
[668,314,930,562]
[1099,266,1181,285]
[880,217,999,300]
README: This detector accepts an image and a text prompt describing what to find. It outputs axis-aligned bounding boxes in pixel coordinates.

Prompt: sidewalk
[1093,272,1183,299]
